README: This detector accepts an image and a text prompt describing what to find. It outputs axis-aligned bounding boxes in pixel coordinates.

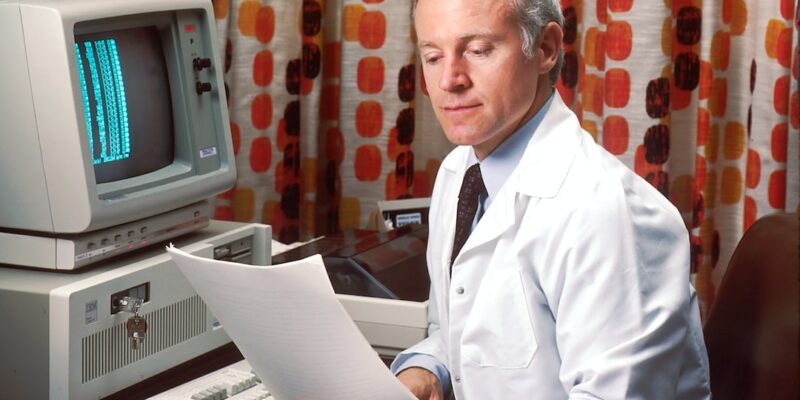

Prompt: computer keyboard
[149,359,275,400]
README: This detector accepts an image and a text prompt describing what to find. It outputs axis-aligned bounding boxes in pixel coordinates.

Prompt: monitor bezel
[15,0,234,233]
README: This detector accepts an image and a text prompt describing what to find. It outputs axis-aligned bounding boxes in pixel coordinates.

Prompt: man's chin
[442,130,482,147]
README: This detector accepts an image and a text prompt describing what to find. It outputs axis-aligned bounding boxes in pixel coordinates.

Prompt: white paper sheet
[166,246,417,400]
[270,237,324,256]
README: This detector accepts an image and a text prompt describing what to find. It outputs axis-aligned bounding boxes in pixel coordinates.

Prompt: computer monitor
[0,0,235,269]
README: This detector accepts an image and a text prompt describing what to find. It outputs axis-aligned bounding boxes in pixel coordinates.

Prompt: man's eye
[424,56,441,64]
[467,48,491,57]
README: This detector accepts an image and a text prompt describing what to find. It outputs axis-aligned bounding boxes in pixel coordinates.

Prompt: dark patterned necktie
[451,163,487,268]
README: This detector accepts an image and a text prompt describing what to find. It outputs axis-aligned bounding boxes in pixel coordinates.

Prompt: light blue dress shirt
[390,93,554,394]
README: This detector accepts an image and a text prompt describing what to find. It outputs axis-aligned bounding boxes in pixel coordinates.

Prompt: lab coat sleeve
[542,176,693,399]
[391,283,450,388]
[390,353,451,386]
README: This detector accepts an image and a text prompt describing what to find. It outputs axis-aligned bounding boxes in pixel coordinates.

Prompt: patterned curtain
[555,0,799,315]
[211,0,449,244]
[211,0,799,315]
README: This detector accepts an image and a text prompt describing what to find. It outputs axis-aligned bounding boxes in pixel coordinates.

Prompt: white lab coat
[396,94,711,399]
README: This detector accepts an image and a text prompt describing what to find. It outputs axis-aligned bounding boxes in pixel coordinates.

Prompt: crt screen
[74,26,174,184]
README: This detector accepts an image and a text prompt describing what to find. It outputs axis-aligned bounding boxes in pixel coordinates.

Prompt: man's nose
[439,58,471,92]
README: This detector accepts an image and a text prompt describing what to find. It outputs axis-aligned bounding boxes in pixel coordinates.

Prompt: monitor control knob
[196,81,212,94]
[193,57,212,71]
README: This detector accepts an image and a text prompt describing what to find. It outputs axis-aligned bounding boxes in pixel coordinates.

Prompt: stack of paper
[166,246,417,400]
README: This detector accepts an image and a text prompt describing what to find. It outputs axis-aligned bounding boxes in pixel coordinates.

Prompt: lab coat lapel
[455,178,516,263]
[513,93,583,199]
[440,147,517,270]
[439,148,470,273]
[454,93,582,263]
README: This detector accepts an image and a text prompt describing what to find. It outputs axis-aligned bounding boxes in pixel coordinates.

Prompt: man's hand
[397,367,444,400]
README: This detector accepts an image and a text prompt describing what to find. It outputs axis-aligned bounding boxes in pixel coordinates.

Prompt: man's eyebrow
[417,33,506,49]
[417,40,437,49]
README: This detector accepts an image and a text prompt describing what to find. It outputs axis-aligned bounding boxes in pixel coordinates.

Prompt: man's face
[415,0,542,159]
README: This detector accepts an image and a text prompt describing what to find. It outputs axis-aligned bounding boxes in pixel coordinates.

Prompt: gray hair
[510,0,564,85]
[412,0,565,85]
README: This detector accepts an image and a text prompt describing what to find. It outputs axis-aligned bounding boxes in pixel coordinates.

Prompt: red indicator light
[128,244,135,249]
[184,24,196,32]
[140,240,147,245]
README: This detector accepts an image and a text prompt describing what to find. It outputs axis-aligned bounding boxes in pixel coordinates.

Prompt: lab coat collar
[512,92,583,198]
[443,92,583,265]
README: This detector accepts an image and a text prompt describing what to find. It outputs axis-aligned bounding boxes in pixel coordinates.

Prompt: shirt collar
[467,92,554,204]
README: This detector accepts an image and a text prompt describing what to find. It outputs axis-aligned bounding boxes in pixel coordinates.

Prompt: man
[390,0,712,399]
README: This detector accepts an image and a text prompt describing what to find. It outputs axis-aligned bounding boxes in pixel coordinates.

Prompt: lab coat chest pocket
[460,266,537,369]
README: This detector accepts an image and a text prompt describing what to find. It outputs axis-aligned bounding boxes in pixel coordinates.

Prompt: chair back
[703,213,799,400]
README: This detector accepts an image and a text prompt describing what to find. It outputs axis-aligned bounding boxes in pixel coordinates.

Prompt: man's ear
[537,22,563,76]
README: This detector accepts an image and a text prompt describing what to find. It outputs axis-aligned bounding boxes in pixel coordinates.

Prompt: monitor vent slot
[81,295,208,383]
